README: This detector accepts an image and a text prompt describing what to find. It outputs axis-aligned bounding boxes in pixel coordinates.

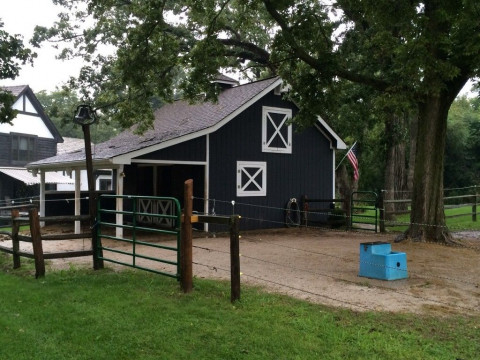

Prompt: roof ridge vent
[213,74,240,90]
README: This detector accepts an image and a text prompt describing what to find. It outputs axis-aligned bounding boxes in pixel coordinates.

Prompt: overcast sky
[1,0,83,92]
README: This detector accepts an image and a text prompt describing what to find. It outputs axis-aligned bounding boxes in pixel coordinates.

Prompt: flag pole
[335,141,357,171]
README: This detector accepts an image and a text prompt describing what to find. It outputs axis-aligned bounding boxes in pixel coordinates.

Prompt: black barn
[28,76,346,230]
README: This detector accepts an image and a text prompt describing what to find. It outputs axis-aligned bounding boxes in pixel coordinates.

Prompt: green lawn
[0,254,478,360]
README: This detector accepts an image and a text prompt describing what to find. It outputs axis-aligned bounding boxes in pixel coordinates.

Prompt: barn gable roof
[28,76,346,170]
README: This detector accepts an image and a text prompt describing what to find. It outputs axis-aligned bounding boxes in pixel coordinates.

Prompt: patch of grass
[444,205,480,231]
[0,225,30,234]
[359,206,480,233]
[0,253,479,360]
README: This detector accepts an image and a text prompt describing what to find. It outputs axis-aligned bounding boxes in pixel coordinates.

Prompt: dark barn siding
[122,89,336,231]
[123,163,205,211]
[137,136,206,162]
[208,90,334,230]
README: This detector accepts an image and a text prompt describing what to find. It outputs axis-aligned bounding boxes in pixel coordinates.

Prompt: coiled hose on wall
[285,198,301,227]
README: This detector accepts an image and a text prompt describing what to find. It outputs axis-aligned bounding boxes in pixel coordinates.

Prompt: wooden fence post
[379,191,386,233]
[11,209,21,269]
[181,179,193,293]
[473,185,477,222]
[230,215,241,302]
[29,208,45,278]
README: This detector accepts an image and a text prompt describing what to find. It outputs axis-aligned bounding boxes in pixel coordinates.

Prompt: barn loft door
[262,106,292,154]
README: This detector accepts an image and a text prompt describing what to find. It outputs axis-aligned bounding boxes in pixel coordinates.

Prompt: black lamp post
[74,104,103,269]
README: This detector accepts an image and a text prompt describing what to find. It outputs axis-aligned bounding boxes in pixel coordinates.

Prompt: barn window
[236,161,267,197]
[262,106,292,153]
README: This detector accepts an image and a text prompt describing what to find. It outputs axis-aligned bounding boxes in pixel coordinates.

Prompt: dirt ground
[2,227,480,316]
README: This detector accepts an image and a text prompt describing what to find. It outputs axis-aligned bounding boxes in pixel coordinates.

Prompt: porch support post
[204,134,210,232]
[153,165,158,196]
[39,170,45,227]
[181,179,193,293]
[332,149,336,199]
[74,169,81,234]
[116,165,124,238]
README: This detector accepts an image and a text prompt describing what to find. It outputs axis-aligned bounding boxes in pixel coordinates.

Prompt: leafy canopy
[0,20,35,123]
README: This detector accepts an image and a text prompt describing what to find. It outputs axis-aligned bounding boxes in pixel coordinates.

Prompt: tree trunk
[383,119,396,221]
[405,114,418,205]
[394,140,408,210]
[407,94,452,243]
[336,164,352,221]
[384,113,409,221]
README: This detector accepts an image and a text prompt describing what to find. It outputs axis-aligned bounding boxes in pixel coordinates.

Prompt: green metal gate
[96,195,182,279]
[350,191,378,232]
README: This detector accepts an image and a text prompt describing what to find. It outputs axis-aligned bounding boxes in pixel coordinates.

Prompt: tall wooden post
[230,215,241,302]
[82,124,103,270]
[11,209,20,269]
[181,179,193,293]
[29,208,45,278]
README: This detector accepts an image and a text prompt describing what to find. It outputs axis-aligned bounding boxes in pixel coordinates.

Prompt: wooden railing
[378,189,478,232]
[0,205,91,278]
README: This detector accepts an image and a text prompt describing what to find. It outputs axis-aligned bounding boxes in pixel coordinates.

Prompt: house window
[99,179,112,191]
[237,161,267,197]
[11,135,36,162]
[262,106,292,153]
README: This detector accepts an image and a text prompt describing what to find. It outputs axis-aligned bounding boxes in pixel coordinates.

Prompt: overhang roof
[28,76,346,171]
[0,167,74,185]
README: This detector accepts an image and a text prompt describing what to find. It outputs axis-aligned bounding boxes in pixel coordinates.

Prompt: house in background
[0,85,73,207]
[56,137,113,192]
[28,76,346,231]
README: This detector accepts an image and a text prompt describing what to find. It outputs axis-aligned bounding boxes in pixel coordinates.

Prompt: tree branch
[262,0,390,91]
[217,38,270,65]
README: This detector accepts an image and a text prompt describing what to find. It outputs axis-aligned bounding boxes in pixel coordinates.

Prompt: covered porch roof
[0,167,74,185]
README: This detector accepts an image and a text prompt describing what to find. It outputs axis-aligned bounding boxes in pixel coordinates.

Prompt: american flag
[347,142,359,181]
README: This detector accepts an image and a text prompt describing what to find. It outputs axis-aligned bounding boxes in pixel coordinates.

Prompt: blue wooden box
[359,242,408,280]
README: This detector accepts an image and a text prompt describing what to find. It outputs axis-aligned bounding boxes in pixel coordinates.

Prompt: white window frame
[236,161,267,197]
[262,106,292,154]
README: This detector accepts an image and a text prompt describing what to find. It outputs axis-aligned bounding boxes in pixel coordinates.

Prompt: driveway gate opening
[96,195,181,279]
[350,191,378,232]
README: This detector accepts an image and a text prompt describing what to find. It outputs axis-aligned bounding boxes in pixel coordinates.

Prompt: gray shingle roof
[29,76,282,167]
[1,85,28,97]
[57,137,86,154]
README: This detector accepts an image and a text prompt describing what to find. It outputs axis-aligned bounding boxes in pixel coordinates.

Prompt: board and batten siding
[208,90,334,229]
[135,135,206,162]
[0,134,9,166]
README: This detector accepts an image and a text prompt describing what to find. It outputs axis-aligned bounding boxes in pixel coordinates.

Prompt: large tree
[0,20,35,123]
[256,0,480,243]
[34,0,480,243]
